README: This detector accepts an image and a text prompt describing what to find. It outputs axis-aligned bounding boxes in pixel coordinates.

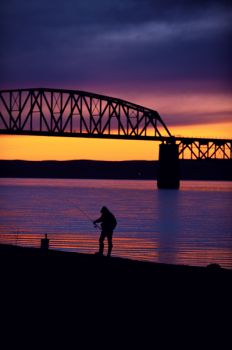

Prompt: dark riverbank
[1,243,231,294]
[0,159,231,180]
[1,244,231,346]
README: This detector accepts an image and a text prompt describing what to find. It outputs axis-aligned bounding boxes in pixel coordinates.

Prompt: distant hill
[0,159,231,180]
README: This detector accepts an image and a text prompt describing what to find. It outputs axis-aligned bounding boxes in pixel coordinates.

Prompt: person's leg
[107,232,113,257]
[99,231,106,255]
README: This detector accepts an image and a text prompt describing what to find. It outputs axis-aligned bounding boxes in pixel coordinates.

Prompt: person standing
[93,206,117,257]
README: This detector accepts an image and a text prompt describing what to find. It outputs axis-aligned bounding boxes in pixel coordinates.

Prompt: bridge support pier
[157,142,180,189]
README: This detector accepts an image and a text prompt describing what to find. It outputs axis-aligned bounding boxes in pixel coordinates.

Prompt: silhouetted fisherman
[93,206,117,257]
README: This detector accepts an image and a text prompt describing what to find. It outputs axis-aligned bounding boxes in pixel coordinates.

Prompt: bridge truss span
[0,88,231,160]
[0,88,171,140]
[176,137,232,160]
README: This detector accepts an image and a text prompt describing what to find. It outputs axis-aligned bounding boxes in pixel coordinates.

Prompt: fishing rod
[73,203,101,230]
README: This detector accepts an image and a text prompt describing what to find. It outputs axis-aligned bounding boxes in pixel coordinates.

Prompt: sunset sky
[0,0,231,161]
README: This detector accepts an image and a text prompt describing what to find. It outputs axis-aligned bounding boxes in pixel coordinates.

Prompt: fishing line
[71,202,101,230]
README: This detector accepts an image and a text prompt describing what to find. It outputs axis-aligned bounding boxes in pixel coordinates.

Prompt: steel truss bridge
[0,88,231,160]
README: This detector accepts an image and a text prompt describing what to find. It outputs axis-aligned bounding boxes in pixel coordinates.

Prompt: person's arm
[93,215,103,224]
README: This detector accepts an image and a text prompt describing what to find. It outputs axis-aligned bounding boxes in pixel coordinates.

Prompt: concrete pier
[157,142,180,189]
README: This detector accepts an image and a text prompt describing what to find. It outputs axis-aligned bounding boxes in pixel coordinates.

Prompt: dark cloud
[164,110,232,127]
[0,0,231,92]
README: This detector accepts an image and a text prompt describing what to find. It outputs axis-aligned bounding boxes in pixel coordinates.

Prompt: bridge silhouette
[0,88,231,188]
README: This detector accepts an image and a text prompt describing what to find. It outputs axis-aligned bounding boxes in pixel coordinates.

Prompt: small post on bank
[41,234,49,251]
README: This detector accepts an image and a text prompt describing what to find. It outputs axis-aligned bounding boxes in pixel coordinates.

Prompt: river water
[0,178,231,269]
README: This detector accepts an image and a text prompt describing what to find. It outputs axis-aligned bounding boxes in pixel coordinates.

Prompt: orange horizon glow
[0,121,231,161]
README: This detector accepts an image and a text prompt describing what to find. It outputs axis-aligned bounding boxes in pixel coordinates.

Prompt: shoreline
[1,243,231,275]
[2,243,231,311]
[1,159,231,181]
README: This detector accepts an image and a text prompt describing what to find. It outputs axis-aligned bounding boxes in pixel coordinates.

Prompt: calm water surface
[0,178,231,268]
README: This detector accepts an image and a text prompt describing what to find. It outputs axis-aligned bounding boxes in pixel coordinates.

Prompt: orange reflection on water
[1,232,231,268]
[115,237,159,262]
[176,247,232,268]
[0,232,159,262]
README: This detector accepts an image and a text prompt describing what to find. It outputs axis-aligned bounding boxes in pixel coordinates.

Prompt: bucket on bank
[41,234,49,251]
